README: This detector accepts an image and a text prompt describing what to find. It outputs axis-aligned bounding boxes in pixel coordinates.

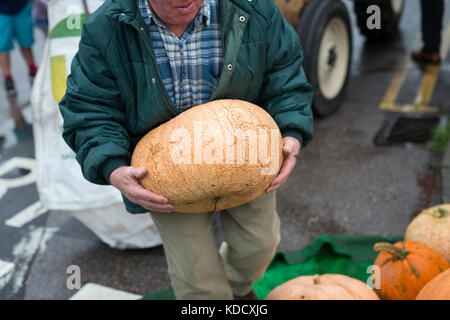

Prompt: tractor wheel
[297,0,352,117]
[354,0,405,40]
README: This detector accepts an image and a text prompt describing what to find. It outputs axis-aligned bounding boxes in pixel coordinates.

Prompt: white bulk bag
[31,0,162,249]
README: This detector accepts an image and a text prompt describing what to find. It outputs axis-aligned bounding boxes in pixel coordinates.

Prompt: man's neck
[149,0,197,39]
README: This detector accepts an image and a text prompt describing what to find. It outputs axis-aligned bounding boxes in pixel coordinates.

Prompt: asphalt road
[0,0,449,299]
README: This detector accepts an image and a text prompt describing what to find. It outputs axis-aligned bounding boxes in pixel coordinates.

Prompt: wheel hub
[327,47,337,68]
[318,17,350,100]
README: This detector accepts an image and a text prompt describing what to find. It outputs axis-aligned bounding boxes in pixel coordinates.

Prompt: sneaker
[29,64,38,86]
[29,73,36,86]
[411,49,441,65]
[4,77,17,97]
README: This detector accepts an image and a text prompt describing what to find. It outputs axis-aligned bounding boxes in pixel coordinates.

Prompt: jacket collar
[105,0,139,23]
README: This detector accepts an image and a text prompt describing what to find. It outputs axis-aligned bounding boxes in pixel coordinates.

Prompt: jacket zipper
[131,23,179,117]
[210,5,236,100]
[224,7,235,55]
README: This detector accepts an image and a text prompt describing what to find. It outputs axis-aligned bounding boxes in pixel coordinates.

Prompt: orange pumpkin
[131,99,282,213]
[265,274,379,300]
[416,269,450,300]
[373,241,449,300]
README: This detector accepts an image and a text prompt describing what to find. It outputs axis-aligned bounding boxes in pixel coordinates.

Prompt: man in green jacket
[59,0,313,300]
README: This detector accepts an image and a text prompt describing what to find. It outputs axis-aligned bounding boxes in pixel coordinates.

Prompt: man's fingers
[266,179,286,193]
[129,194,173,212]
[266,174,288,191]
[267,137,301,193]
[272,156,296,185]
[265,156,296,193]
[139,199,174,212]
[131,167,148,179]
[132,187,170,204]
[126,168,169,204]
[111,166,173,210]
[282,144,293,156]
[266,174,288,192]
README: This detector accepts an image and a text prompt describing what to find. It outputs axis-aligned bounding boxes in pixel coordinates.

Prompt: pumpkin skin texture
[265,274,380,300]
[131,99,283,213]
[416,269,450,300]
[373,241,450,300]
[405,204,450,263]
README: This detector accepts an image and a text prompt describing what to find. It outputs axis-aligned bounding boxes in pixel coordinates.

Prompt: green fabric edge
[282,234,403,265]
[140,287,176,300]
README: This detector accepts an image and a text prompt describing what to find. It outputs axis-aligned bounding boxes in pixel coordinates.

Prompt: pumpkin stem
[313,274,320,285]
[430,207,449,218]
[374,242,409,260]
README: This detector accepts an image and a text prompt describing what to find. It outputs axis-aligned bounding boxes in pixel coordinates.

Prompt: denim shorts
[0,3,34,53]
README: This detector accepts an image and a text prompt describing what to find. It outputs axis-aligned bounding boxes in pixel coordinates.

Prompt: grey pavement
[0,0,449,299]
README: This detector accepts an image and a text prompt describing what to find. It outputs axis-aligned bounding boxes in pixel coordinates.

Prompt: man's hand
[265,136,301,193]
[110,166,173,212]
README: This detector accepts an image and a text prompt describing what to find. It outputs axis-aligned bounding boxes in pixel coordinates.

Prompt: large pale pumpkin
[373,241,449,300]
[131,99,283,213]
[405,204,450,263]
[416,268,450,300]
[265,274,380,300]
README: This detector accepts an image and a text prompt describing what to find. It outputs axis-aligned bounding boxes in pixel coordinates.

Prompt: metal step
[374,114,440,145]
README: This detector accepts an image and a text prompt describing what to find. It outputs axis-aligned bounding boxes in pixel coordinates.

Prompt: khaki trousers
[150,191,280,300]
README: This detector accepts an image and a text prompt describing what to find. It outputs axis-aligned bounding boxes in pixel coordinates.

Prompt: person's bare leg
[0,51,15,96]
[0,52,26,128]
[20,47,35,67]
[9,95,27,129]
[0,52,12,76]
[20,47,37,85]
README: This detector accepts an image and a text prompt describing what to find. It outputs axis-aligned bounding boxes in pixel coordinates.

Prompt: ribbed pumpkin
[373,241,449,300]
[416,268,450,300]
[405,204,450,263]
[265,274,380,300]
[131,99,283,213]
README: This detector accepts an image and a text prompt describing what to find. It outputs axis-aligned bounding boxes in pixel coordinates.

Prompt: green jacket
[59,0,314,214]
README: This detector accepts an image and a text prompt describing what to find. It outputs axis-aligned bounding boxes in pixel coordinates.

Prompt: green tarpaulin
[141,234,403,300]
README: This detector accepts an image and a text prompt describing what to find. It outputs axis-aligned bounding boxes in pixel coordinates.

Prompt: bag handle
[81,0,90,19]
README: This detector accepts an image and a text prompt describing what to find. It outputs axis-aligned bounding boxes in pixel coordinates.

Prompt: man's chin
[177,14,199,25]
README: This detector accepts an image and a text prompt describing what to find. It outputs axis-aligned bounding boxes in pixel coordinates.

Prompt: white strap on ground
[4,201,48,228]
[69,283,142,300]
[0,260,14,279]
[0,157,36,199]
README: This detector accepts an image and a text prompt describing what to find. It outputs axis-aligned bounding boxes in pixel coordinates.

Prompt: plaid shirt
[138,0,223,111]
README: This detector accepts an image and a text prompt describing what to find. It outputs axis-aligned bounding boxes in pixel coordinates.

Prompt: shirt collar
[144,0,212,28]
